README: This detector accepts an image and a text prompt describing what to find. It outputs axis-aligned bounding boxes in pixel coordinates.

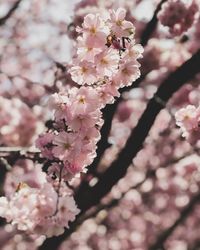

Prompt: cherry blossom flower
[80,13,109,46]
[175,105,200,144]
[38,7,143,181]
[109,8,135,37]
[69,61,97,85]
[95,49,119,77]
[52,132,76,160]
[77,35,103,62]
[114,60,141,86]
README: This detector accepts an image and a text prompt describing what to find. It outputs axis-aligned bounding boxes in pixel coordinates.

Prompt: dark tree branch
[190,240,200,250]
[87,75,145,173]
[78,0,167,181]
[0,147,44,165]
[75,74,145,196]
[39,49,200,250]
[140,0,167,46]
[76,49,200,213]
[0,0,22,26]
[149,192,200,250]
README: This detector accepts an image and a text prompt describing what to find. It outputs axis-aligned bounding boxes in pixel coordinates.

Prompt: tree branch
[78,0,167,181]
[0,147,43,165]
[140,0,167,46]
[39,49,200,250]
[0,0,22,26]
[76,49,200,213]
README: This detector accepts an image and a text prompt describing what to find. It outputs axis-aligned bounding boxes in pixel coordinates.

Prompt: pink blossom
[69,61,97,85]
[158,0,199,36]
[175,105,198,132]
[80,13,109,46]
[95,48,119,77]
[36,133,54,159]
[109,8,134,37]
[64,162,83,175]
[175,105,200,144]
[70,86,101,114]
[77,35,103,62]
[56,195,80,228]
[52,132,76,160]
[4,160,46,198]
[114,60,141,86]
[37,7,143,183]
[0,97,38,146]
[0,179,79,237]
[69,112,100,131]
[123,43,144,61]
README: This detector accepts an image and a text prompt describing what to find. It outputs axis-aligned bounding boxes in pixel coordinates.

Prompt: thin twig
[0,147,44,164]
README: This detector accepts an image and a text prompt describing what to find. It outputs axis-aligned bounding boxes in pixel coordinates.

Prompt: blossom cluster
[158,0,199,36]
[0,162,80,238]
[0,8,143,238]
[37,8,143,180]
[175,105,200,144]
[67,0,137,40]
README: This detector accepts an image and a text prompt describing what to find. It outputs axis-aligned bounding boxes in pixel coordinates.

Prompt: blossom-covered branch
[76,49,200,212]
[78,0,167,182]
[39,49,200,250]
[0,6,143,241]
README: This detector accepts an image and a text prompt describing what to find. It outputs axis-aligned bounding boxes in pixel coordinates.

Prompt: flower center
[90,27,96,34]
[64,143,71,150]
[79,96,85,104]
[116,20,122,26]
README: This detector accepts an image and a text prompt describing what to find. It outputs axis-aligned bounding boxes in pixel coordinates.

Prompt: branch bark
[0,0,22,26]
[76,49,200,213]
[76,0,167,183]
[140,0,167,46]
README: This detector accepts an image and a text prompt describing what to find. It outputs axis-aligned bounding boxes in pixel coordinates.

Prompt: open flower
[69,61,97,85]
[52,132,76,160]
[109,8,134,37]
